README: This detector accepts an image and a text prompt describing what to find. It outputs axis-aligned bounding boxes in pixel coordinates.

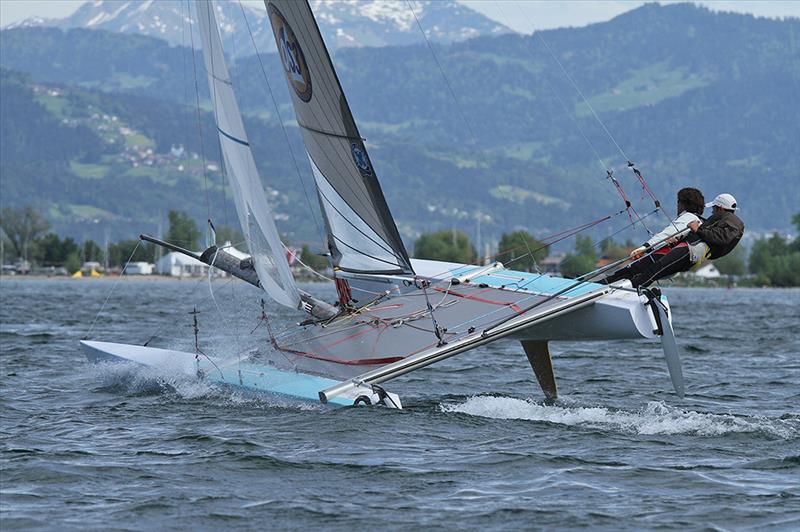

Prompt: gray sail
[265,0,413,275]
[196,0,301,309]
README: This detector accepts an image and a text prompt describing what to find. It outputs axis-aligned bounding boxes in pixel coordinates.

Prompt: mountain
[1,3,798,247]
[4,0,509,55]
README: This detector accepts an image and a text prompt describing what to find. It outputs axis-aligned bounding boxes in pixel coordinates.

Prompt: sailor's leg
[631,247,692,288]
[521,340,557,403]
[601,255,654,284]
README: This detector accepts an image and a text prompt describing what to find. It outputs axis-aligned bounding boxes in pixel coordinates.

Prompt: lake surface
[1,279,798,530]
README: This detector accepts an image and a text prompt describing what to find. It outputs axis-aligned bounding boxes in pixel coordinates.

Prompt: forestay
[196,1,301,309]
[265,0,413,276]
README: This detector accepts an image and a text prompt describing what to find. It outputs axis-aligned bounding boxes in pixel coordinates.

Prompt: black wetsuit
[603,210,744,288]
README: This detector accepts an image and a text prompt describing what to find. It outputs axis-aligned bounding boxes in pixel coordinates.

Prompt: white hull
[341,259,667,342]
[81,340,401,408]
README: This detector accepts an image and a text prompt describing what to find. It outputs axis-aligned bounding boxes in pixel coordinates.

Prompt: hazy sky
[1,1,798,32]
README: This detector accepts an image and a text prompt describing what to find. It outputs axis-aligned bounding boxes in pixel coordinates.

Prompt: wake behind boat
[83,0,684,408]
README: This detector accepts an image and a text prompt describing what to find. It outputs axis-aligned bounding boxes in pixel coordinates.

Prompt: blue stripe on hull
[445,265,603,298]
[204,360,354,406]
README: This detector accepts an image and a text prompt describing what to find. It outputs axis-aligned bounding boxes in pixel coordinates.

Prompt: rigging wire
[422,212,617,283]
[179,0,198,247]
[186,0,213,243]
[289,247,334,283]
[405,0,479,146]
[536,55,649,233]
[84,240,141,340]
[215,2,233,233]
[198,1,234,302]
[500,213,618,270]
[530,22,630,164]
[493,1,652,235]
[238,0,328,250]
[267,208,662,364]
[142,274,214,346]
[439,224,659,336]
[507,2,678,234]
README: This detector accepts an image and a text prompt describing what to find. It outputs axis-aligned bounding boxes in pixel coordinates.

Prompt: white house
[155,252,209,277]
[154,243,251,278]
[219,241,249,261]
[540,253,566,274]
[693,263,722,279]
[126,262,154,275]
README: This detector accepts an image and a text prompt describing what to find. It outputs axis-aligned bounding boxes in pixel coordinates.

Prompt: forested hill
[1,3,798,246]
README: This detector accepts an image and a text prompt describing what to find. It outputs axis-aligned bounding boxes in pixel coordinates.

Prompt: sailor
[608,193,744,288]
[601,187,705,285]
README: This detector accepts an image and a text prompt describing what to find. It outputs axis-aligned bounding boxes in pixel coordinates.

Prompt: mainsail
[196,1,301,309]
[265,0,413,276]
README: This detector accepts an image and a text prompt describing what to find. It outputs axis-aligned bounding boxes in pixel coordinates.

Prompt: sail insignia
[269,3,313,102]
[351,142,373,178]
[265,0,414,276]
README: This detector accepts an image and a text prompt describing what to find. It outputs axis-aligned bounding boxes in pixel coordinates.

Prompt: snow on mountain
[4,1,510,55]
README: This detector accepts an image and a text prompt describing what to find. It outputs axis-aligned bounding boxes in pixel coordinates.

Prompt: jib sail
[196,0,301,309]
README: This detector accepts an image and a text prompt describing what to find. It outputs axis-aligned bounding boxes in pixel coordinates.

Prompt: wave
[440,396,799,439]
[90,362,214,398]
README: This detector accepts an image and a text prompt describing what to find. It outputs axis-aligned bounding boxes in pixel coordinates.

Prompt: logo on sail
[268,4,312,102]
[351,143,373,178]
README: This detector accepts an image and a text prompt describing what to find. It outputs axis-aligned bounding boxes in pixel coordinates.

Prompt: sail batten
[196,0,301,309]
[266,0,413,276]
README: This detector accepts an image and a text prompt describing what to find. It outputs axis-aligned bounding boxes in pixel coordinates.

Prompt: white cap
[706,193,738,211]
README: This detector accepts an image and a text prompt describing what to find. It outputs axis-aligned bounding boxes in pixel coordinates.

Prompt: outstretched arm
[645,212,698,248]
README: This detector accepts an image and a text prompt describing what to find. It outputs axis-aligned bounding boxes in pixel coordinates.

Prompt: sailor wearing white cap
[705,193,738,211]
[605,192,745,288]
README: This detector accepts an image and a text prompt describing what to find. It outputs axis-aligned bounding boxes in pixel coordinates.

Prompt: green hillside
[1,3,798,248]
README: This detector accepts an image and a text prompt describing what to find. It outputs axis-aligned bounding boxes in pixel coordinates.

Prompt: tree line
[410,219,800,287]
[0,206,241,273]
[3,205,798,286]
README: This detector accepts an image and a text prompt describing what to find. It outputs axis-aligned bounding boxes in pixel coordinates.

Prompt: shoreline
[0,274,792,289]
[0,273,329,283]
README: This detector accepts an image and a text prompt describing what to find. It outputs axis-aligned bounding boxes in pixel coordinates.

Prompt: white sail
[195,0,300,309]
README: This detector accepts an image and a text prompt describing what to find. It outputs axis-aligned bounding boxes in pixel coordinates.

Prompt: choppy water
[1,279,798,530]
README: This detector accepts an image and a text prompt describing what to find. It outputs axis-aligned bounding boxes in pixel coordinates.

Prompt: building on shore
[126,262,154,275]
[691,263,722,279]
[155,252,209,277]
[154,242,249,278]
[539,253,565,274]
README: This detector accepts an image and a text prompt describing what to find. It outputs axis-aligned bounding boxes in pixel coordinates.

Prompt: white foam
[91,361,215,398]
[441,396,799,438]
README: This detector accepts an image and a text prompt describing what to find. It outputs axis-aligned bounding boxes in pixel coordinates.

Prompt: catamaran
[82,0,684,409]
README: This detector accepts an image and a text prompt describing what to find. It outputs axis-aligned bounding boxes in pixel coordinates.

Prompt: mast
[265,0,414,276]
[195,0,301,309]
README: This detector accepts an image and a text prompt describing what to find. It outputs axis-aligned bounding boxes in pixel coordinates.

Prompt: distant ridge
[4,0,510,55]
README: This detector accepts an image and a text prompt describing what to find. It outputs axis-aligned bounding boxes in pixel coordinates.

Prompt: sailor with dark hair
[602,187,705,285]
[604,193,744,288]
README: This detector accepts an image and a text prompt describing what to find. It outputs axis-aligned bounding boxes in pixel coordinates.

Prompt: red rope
[435,287,523,313]
[629,164,661,209]
[608,170,651,234]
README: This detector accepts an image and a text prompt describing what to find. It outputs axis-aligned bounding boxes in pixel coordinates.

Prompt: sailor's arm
[642,212,698,249]
[688,219,740,246]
